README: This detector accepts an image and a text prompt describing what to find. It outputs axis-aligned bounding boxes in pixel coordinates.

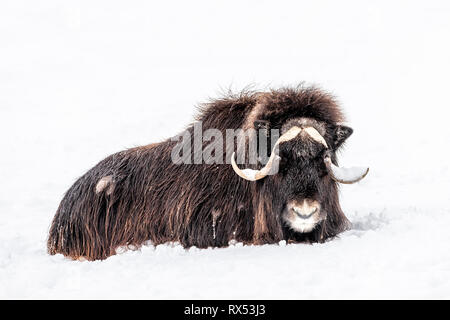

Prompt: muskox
[48,85,368,260]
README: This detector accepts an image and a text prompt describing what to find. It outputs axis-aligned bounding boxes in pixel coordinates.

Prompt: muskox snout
[283,199,322,233]
[292,205,318,219]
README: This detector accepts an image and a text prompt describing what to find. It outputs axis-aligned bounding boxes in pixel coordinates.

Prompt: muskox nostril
[292,206,318,219]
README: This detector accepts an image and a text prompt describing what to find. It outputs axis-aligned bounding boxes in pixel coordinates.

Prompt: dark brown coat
[48,85,352,260]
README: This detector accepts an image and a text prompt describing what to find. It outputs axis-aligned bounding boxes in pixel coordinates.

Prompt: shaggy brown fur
[48,85,353,260]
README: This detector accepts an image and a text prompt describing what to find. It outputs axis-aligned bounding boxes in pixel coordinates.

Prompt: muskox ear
[333,125,353,149]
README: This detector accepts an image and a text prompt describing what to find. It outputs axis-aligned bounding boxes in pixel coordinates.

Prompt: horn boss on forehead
[231,124,369,184]
[230,125,327,180]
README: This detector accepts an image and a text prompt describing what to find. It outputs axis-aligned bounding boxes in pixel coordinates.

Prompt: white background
[1,0,450,298]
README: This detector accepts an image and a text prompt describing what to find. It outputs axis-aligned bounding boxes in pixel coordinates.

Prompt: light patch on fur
[95,175,114,195]
[243,92,269,130]
[287,220,317,233]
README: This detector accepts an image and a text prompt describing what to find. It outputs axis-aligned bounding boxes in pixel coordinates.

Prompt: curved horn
[324,156,369,184]
[231,126,302,181]
[303,127,328,148]
[230,125,369,183]
[231,151,281,181]
[306,128,369,184]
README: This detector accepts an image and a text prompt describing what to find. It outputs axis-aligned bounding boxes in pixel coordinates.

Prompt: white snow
[1,0,450,299]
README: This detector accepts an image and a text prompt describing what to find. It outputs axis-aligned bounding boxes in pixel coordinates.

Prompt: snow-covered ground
[1,1,450,299]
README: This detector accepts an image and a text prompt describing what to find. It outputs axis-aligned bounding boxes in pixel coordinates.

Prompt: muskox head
[231,117,368,236]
